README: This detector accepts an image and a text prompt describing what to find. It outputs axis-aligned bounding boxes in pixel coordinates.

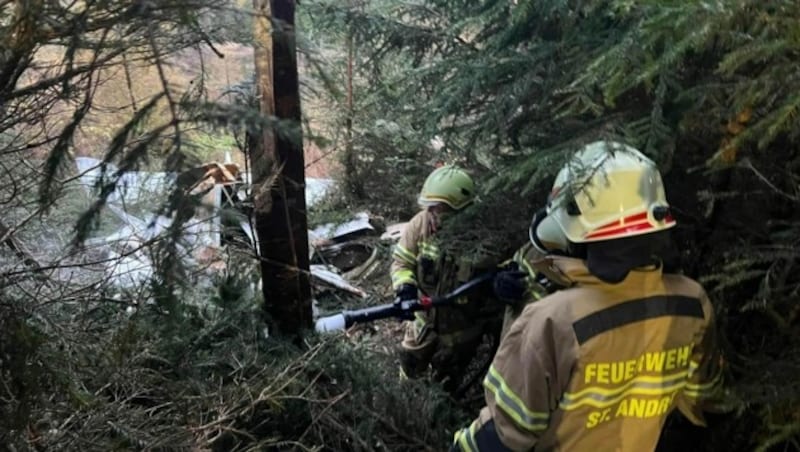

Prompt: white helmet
[530,141,676,253]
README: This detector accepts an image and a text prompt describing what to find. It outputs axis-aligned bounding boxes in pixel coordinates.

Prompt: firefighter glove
[395,284,418,301]
[493,269,528,302]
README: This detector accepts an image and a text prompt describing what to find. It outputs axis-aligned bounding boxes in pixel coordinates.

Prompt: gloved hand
[395,284,418,301]
[493,267,528,302]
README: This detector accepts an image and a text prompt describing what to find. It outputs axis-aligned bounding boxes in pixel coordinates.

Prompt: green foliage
[307,192,358,228]
[188,130,238,162]
[1,261,465,451]
[0,306,51,434]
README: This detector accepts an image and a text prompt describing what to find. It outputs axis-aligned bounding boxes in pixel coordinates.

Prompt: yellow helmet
[418,165,475,210]
[531,141,675,253]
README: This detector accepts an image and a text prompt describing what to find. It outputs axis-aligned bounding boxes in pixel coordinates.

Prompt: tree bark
[343,1,365,199]
[250,0,312,337]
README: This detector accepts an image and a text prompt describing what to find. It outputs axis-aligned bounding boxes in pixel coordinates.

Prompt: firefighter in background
[392,165,504,392]
[452,141,726,451]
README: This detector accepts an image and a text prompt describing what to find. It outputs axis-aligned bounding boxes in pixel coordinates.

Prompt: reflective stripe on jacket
[510,244,548,305]
[454,257,723,451]
[390,210,439,290]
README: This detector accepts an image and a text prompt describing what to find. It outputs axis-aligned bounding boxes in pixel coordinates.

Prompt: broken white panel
[240,220,256,249]
[75,157,172,206]
[309,211,374,243]
[306,178,336,206]
[106,250,154,289]
[105,204,145,230]
[310,264,367,298]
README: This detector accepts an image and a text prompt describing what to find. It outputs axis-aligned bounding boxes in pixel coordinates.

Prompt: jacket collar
[536,255,664,289]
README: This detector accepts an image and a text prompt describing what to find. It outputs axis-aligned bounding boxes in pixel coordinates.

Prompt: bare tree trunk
[343,2,365,199]
[250,0,312,337]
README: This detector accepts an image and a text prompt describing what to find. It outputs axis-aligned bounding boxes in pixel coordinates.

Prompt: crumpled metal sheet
[309,211,374,244]
[311,264,367,298]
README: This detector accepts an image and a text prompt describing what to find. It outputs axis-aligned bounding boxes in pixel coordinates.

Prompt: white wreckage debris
[308,212,379,298]
[76,157,374,300]
[310,264,368,298]
[308,211,374,246]
[77,157,248,290]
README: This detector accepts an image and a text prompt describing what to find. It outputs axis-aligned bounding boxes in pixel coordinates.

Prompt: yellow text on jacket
[584,344,692,384]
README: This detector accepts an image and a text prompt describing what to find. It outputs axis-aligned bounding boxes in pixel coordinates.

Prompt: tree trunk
[343,2,365,199]
[250,0,312,337]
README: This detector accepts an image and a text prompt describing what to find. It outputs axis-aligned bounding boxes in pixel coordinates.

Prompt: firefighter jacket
[391,209,501,343]
[453,256,724,452]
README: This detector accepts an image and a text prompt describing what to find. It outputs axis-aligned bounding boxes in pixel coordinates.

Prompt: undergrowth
[0,264,466,451]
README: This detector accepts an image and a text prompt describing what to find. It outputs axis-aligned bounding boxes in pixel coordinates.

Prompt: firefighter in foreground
[391,165,504,392]
[452,141,725,451]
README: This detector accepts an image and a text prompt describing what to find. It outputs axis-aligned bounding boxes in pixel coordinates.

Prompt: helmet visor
[529,208,570,254]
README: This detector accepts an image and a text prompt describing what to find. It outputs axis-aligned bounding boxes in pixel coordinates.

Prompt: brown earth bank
[28,43,334,177]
